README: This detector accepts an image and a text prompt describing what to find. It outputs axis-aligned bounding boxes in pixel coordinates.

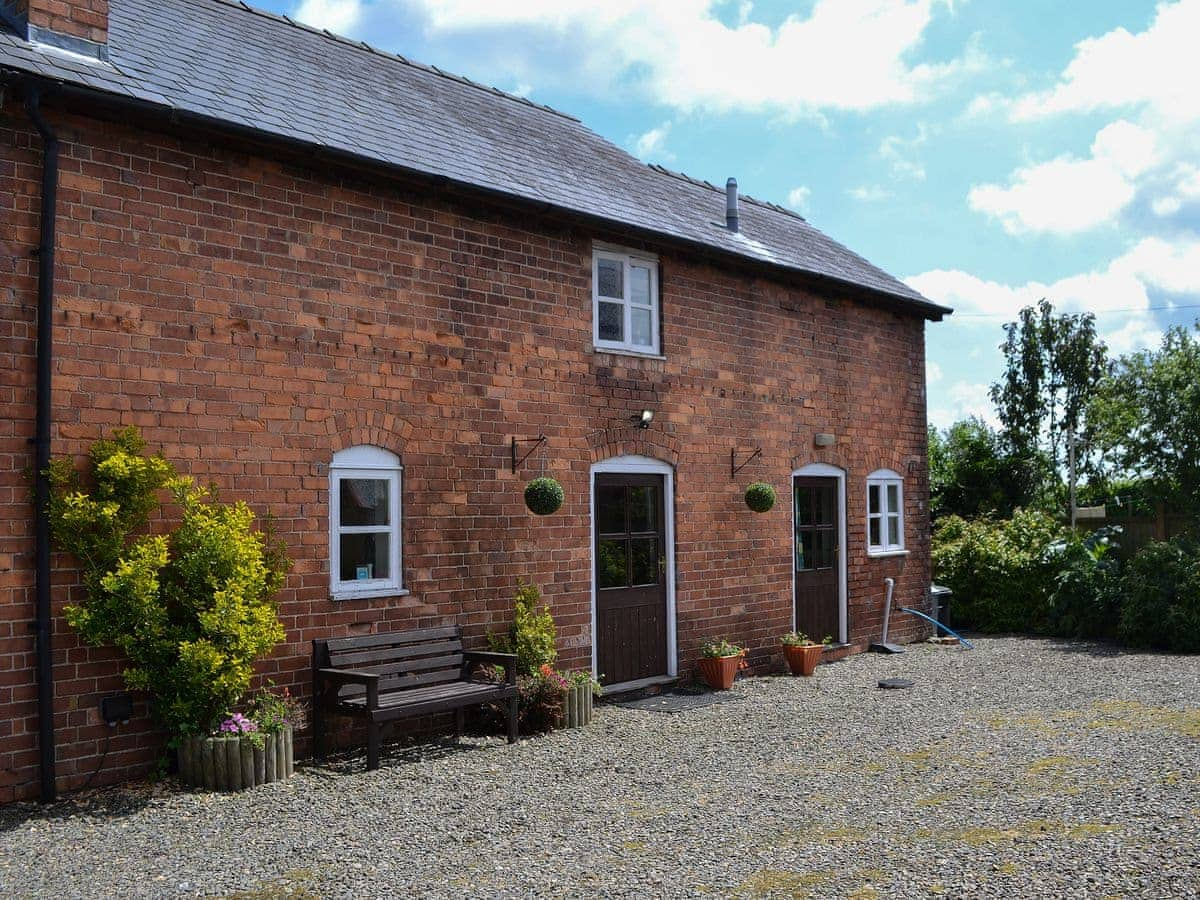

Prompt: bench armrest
[317,667,380,707]
[463,650,518,685]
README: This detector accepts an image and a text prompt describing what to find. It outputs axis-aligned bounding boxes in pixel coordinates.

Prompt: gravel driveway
[3,637,1198,899]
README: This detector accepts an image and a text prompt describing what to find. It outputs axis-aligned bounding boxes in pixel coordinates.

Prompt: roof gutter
[24,85,59,804]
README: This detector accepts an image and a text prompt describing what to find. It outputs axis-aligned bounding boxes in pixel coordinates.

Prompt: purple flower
[218,712,258,734]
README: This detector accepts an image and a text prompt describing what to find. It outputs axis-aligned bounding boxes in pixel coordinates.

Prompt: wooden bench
[312,625,519,770]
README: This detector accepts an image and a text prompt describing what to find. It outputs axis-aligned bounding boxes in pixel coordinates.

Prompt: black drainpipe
[25,86,58,803]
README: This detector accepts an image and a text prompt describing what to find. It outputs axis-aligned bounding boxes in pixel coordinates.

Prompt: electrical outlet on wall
[100,692,133,726]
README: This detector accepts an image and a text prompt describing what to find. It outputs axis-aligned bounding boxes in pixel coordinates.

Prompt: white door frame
[791,463,848,644]
[589,455,678,680]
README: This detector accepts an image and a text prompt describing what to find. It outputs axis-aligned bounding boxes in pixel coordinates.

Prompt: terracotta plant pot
[783,643,824,676]
[698,655,742,690]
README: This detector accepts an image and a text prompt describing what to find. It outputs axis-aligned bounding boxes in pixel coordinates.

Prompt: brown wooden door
[595,473,668,685]
[794,476,840,642]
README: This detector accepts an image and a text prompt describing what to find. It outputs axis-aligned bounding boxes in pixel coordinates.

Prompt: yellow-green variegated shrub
[48,427,290,737]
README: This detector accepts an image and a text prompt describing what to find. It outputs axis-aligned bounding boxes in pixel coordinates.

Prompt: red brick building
[0,0,950,801]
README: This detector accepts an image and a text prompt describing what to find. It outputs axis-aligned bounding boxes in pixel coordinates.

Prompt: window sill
[867,549,910,559]
[330,587,410,602]
[590,345,666,361]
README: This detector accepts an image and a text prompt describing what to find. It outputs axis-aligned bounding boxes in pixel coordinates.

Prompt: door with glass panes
[793,476,840,641]
[594,473,667,685]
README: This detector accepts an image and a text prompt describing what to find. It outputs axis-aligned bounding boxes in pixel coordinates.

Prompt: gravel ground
[3,636,1199,899]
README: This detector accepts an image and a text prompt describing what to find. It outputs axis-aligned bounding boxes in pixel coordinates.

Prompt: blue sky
[266,0,1200,429]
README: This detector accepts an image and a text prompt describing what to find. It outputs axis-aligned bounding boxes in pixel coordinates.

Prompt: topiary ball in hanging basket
[744,482,776,513]
[524,477,565,516]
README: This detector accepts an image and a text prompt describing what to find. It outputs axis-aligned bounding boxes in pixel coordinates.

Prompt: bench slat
[339,654,465,682]
[380,667,464,691]
[324,625,460,653]
[330,639,463,669]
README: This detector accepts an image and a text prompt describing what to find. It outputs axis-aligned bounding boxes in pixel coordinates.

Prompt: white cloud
[1008,0,1200,125]
[967,120,1158,235]
[293,0,362,33]
[632,122,674,160]
[908,236,1200,356]
[879,126,928,181]
[786,186,812,212]
[355,0,982,117]
[969,2,1200,235]
[929,381,999,430]
[848,184,893,201]
[926,360,943,383]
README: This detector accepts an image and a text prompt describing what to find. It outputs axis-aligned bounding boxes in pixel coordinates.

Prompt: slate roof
[0,0,949,318]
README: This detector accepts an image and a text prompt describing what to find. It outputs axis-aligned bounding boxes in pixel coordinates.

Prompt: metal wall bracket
[731,446,762,478]
[512,434,547,473]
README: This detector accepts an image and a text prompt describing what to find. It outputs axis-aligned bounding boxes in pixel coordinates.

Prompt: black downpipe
[26,87,58,803]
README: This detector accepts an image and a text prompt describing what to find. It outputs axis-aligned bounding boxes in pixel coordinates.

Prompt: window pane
[794,486,811,526]
[887,483,899,514]
[597,539,627,589]
[814,530,834,569]
[598,257,623,299]
[598,301,624,341]
[869,517,881,547]
[340,532,389,581]
[631,307,652,347]
[597,486,625,534]
[887,515,900,547]
[629,485,656,533]
[814,486,835,526]
[630,538,658,586]
[340,478,389,526]
[630,264,651,306]
[868,484,880,515]
[797,531,814,571]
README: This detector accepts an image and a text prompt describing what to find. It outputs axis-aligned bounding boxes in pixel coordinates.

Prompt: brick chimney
[1,0,109,60]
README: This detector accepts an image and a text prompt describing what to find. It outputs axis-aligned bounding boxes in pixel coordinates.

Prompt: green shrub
[1117,538,1200,653]
[488,581,557,675]
[1043,527,1122,640]
[48,427,290,737]
[744,482,776,513]
[932,509,1063,632]
[524,477,564,515]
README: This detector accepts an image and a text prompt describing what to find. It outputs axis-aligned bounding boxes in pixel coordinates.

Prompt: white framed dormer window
[593,245,660,355]
[866,469,906,555]
[330,445,403,599]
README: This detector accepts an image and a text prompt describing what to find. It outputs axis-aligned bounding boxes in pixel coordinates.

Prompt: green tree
[990,299,1108,499]
[1092,322,1200,517]
[928,418,1046,520]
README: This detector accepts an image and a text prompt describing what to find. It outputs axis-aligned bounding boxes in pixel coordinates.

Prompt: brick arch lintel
[326,409,413,460]
[588,426,680,468]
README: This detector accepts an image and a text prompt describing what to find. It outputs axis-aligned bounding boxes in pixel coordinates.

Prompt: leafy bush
[932,509,1063,632]
[48,427,290,737]
[488,581,556,675]
[1117,537,1200,653]
[1043,527,1122,640]
[744,482,776,513]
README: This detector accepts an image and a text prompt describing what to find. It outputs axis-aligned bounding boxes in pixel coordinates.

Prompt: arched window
[866,469,905,554]
[330,445,402,598]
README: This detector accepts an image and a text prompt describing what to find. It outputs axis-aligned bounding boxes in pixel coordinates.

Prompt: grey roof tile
[0,0,946,315]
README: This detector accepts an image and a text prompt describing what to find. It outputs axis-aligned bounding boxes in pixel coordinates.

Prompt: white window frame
[330,445,404,600]
[592,244,661,356]
[866,469,906,556]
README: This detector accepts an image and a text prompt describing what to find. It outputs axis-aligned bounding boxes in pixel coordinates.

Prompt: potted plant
[780,632,832,676]
[524,476,565,515]
[177,685,306,791]
[697,638,749,690]
[744,482,776,513]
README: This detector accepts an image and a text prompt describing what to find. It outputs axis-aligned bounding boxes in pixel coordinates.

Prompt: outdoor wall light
[635,409,654,429]
[814,432,836,447]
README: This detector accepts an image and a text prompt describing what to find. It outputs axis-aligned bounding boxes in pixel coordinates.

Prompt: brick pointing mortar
[0,100,932,801]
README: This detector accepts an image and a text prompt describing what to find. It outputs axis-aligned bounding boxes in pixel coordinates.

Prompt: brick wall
[0,97,932,802]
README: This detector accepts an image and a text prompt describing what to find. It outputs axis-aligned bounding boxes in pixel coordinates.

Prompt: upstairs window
[330,445,402,599]
[866,469,904,554]
[593,246,660,355]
